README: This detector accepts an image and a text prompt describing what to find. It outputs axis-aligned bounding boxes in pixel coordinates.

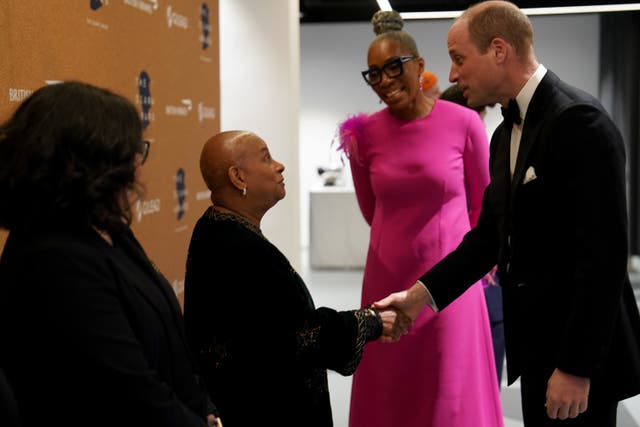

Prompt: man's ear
[228,165,246,192]
[491,37,508,64]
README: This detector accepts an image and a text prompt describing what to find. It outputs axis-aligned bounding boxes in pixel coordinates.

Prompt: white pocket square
[523,166,537,184]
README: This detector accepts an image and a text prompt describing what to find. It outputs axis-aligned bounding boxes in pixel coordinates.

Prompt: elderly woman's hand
[377,307,412,343]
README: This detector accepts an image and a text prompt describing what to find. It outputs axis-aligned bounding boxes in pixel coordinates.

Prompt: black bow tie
[501,99,522,126]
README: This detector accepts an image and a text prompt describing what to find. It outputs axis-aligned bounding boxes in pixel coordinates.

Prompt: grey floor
[300,253,640,427]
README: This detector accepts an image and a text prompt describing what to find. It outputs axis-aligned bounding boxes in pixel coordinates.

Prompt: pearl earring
[242,186,247,196]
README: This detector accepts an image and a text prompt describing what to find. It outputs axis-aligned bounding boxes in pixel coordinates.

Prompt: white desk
[309,187,370,269]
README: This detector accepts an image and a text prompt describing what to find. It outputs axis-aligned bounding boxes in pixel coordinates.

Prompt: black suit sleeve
[418,179,501,309]
[550,105,629,377]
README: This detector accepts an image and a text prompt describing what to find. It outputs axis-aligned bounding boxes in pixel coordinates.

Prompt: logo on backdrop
[8,88,33,103]
[200,3,211,50]
[174,168,188,220]
[90,0,107,10]
[197,102,216,122]
[135,198,161,222]
[124,0,158,14]
[87,0,109,29]
[137,71,153,129]
[167,5,188,29]
[196,189,211,201]
[165,98,192,117]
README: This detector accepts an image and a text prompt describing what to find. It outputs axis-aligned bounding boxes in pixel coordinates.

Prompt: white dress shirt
[510,64,548,176]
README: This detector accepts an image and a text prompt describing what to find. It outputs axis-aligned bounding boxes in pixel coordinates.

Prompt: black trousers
[520,370,617,427]
[484,284,505,385]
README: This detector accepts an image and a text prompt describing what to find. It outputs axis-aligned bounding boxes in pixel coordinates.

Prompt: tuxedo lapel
[493,124,512,195]
[510,73,554,194]
[511,117,543,193]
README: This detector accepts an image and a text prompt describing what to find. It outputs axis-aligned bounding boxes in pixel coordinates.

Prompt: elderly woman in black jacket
[183,130,410,427]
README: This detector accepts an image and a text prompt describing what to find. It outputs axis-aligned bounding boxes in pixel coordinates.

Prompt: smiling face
[366,38,424,117]
[447,19,501,108]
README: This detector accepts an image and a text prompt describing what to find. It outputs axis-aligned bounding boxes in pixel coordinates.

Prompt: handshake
[372,280,433,342]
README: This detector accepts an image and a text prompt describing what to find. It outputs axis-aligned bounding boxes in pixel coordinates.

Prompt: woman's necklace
[208,205,264,239]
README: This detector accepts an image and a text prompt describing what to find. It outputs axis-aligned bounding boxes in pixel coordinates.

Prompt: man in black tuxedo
[376,1,640,425]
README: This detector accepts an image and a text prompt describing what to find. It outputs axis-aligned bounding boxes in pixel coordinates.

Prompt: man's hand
[373,281,432,321]
[484,266,498,286]
[377,307,412,342]
[545,368,590,420]
[207,414,223,427]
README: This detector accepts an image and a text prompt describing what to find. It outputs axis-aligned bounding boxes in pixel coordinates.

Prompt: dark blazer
[419,70,640,400]
[0,368,20,427]
[0,224,213,427]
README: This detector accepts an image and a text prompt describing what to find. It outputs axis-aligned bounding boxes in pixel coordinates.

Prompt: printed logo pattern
[200,3,211,50]
[137,71,153,129]
[175,168,187,220]
[90,0,104,10]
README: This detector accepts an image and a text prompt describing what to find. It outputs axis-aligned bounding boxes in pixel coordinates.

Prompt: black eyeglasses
[361,55,416,86]
[139,140,150,164]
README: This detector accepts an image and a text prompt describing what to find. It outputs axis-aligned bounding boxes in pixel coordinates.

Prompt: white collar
[514,64,547,123]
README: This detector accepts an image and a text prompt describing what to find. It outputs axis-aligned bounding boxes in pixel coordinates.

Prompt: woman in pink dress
[337,11,503,427]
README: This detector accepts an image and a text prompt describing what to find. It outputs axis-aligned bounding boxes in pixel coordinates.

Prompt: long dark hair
[0,81,144,233]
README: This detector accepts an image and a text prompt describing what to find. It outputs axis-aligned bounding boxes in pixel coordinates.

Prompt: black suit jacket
[0,224,212,427]
[419,70,640,400]
[0,368,20,427]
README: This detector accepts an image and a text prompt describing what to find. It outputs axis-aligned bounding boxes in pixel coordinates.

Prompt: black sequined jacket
[183,207,381,427]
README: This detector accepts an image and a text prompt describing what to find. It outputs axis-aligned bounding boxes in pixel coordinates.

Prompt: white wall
[219,0,301,268]
[300,13,600,247]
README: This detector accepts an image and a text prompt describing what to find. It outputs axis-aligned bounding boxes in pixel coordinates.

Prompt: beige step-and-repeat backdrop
[0,0,220,304]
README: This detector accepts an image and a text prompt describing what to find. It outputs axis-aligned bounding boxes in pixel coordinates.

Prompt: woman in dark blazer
[0,82,219,427]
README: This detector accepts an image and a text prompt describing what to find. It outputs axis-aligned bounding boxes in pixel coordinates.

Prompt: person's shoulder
[0,228,113,296]
[539,73,622,148]
[6,228,103,261]
[190,208,260,251]
[542,71,604,113]
[542,74,616,134]
[435,98,474,115]
[338,112,375,134]
[434,99,483,126]
[337,112,380,155]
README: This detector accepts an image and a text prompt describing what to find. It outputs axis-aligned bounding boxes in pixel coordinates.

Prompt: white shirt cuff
[416,279,439,312]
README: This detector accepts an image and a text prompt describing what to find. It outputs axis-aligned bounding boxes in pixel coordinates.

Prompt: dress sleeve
[185,222,383,381]
[338,115,375,225]
[295,305,382,376]
[463,110,491,227]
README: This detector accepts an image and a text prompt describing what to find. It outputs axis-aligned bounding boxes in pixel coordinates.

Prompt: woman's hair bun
[371,10,403,35]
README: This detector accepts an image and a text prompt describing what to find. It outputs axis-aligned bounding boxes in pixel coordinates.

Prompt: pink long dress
[339,100,504,427]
